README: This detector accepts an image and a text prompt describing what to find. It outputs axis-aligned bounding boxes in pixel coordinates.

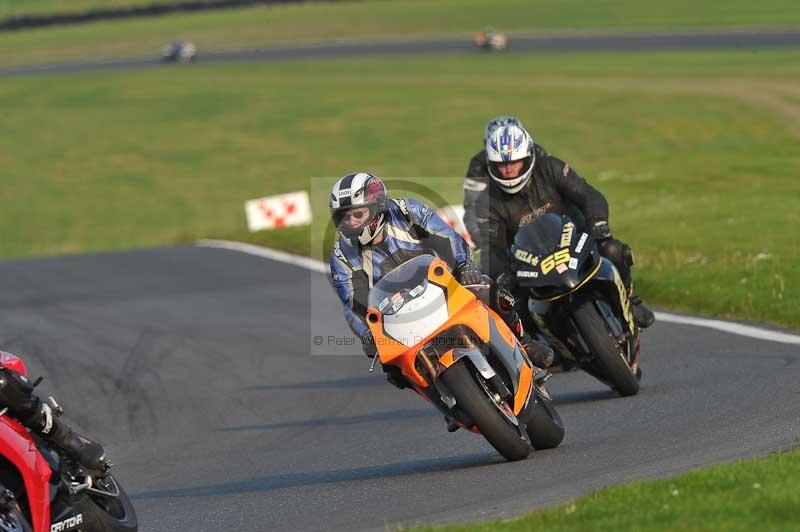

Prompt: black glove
[454,261,482,286]
[0,368,48,430]
[0,367,36,409]
[590,220,612,241]
[361,334,378,359]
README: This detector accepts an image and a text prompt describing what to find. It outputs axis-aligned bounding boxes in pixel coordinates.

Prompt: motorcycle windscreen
[369,255,450,347]
[383,283,450,346]
[369,254,436,315]
[514,213,567,255]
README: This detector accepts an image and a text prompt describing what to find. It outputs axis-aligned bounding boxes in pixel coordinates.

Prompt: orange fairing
[513,362,533,415]
[486,307,517,348]
[366,258,490,388]
[427,258,490,341]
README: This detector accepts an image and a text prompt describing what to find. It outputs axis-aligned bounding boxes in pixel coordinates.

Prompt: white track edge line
[196,239,328,274]
[196,239,800,346]
[653,312,800,345]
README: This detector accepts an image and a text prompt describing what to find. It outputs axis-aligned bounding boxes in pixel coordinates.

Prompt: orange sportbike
[366,255,564,461]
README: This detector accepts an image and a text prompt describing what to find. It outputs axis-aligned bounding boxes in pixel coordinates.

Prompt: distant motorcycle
[473,29,508,51]
[511,214,642,396]
[0,351,137,532]
[367,254,563,461]
[161,40,196,63]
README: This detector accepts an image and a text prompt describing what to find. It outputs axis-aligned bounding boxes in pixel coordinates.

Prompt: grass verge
[1,0,800,68]
[1,49,798,329]
[409,448,800,532]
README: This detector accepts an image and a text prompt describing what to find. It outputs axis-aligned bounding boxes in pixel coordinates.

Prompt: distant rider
[0,359,106,470]
[474,121,655,329]
[328,172,554,391]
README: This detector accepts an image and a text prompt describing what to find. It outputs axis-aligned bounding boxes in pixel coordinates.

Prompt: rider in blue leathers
[328,172,553,391]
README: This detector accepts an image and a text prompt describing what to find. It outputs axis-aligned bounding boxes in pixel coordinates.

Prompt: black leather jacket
[475,150,609,279]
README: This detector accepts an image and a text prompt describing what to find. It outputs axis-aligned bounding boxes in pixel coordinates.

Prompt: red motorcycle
[0,351,137,532]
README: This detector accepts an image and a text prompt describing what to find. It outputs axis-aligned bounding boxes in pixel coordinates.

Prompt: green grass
[410,448,800,532]
[1,48,799,329]
[1,0,800,68]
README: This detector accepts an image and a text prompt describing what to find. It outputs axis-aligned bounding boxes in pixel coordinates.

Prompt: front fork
[416,343,537,432]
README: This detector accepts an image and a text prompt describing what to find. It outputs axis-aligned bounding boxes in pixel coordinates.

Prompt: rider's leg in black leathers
[0,367,106,470]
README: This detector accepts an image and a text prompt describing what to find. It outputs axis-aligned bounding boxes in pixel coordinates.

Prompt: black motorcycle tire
[521,389,564,450]
[440,360,531,461]
[572,300,640,396]
[76,475,138,532]
[0,507,31,532]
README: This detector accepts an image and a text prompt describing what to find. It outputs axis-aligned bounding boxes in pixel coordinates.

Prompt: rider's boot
[46,418,107,471]
[521,333,555,369]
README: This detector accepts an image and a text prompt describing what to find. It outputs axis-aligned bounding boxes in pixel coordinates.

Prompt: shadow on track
[132,453,498,500]
[244,375,382,391]
[552,389,619,406]
[219,408,436,432]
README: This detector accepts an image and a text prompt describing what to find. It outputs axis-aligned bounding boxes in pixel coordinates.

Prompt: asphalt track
[1,246,798,531]
[2,28,800,77]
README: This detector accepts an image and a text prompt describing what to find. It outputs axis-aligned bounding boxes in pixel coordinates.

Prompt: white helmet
[329,172,388,245]
[483,115,525,144]
[485,123,535,194]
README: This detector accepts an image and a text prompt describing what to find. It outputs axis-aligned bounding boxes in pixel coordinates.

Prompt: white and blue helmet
[329,172,388,245]
[485,123,535,194]
[483,115,525,144]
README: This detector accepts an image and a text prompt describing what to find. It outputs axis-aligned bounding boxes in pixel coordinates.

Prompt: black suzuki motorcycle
[511,213,641,396]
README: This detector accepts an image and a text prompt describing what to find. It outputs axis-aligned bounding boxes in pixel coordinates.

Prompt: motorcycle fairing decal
[559,222,575,248]
[610,268,636,336]
[540,249,571,275]
[514,248,539,267]
[50,513,82,532]
[574,233,589,253]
